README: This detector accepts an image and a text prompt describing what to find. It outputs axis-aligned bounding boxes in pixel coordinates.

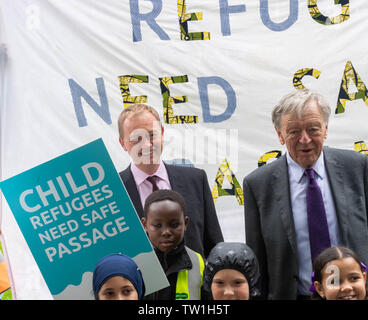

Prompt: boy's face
[142,200,189,253]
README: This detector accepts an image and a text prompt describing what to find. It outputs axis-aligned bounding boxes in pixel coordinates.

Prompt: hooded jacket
[203,242,262,299]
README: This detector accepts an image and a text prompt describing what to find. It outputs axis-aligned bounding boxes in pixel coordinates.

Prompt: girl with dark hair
[311,246,367,300]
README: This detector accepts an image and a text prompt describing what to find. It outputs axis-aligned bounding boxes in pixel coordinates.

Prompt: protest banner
[1,0,368,298]
[0,138,168,299]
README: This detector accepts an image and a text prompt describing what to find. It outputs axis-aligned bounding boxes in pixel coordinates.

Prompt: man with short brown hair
[118,103,223,258]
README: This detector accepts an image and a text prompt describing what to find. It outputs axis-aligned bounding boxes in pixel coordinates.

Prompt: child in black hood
[203,242,261,300]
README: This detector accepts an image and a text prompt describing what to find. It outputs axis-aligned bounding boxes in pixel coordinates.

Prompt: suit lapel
[323,148,349,244]
[165,163,187,195]
[120,166,144,218]
[272,156,298,256]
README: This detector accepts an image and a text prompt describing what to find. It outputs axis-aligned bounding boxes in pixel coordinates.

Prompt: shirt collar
[130,160,167,185]
[286,149,325,183]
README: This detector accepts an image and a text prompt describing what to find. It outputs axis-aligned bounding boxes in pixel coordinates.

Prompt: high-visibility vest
[0,251,10,294]
[175,247,204,300]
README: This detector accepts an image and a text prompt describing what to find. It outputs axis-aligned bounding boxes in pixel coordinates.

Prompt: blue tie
[305,168,331,260]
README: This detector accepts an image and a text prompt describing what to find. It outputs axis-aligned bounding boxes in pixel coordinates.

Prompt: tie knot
[305,168,315,180]
[146,175,157,182]
[146,175,159,191]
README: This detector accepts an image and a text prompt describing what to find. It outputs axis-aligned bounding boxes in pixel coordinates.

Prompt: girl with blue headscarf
[93,253,145,300]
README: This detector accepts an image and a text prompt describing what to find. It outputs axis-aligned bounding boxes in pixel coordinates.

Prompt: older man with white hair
[243,89,368,300]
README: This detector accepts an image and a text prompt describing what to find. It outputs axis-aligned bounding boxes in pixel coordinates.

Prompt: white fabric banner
[1,0,367,299]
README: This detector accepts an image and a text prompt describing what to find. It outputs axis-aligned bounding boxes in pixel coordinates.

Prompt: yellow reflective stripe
[175,249,205,300]
[176,269,189,300]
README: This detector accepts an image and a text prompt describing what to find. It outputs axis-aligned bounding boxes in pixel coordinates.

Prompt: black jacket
[144,241,194,300]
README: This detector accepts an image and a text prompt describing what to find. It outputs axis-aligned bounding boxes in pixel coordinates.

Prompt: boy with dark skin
[141,190,204,300]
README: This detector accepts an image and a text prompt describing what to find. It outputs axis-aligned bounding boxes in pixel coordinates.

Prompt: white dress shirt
[286,150,342,295]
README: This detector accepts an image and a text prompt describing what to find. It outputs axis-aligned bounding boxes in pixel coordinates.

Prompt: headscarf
[203,242,261,299]
[92,253,145,299]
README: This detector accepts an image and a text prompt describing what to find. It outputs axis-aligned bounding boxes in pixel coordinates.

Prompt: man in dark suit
[118,103,223,258]
[243,89,368,299]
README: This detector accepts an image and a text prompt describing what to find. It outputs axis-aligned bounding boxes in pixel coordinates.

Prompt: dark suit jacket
[243,147,368,299]
[119,163,224,258]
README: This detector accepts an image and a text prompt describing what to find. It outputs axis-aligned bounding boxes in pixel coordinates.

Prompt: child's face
[314,257,367,300]
[211,269,250,300]
[98,276,138,300]
[142,200,189,253]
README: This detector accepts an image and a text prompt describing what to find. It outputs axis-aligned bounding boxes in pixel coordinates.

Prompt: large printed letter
[130,0,170,42]
[212,159,243,205]
[354,141,368,155]
[82,162,105,187]
[19,189,41,213]
[177,0,210,40]
[258,150,282,167]
[219,0,246,36]
[293,68,321,90]
[308,0,349,25]
[335,61,368,114]
[198,76,236,123]
[260,0,298,31]
[159,75,198,124]
[118,75,149,108]
[68,78,111,127]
